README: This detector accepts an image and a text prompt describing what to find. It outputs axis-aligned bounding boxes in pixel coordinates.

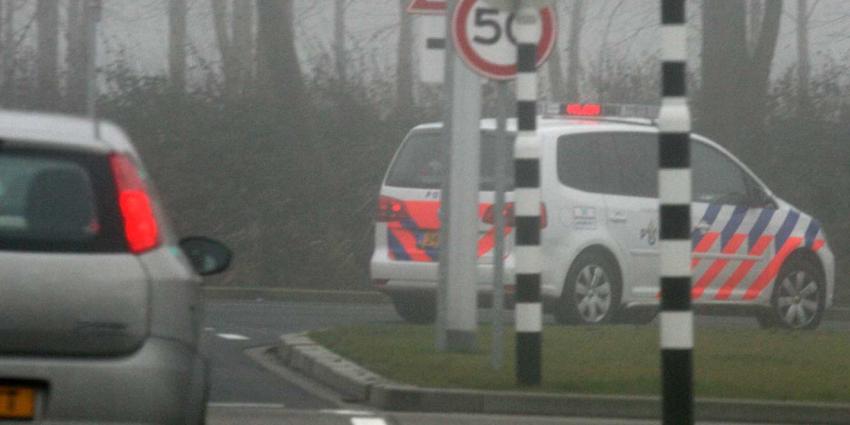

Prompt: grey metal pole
[659,0,693,423]
[490,80,510,369]
[436,0,457,352]
[444,43,482,353]
[435,0,457,351]
[85,0,101,139]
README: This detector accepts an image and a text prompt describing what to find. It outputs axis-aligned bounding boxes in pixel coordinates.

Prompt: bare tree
[211,0,254,100]
[546,2,565,100]
[1,0,16,104]
[66,0,87,114]
[36,0,59,109]
[169,0,187,94]
[231,0,253,97]
[255,0,304,106]
[797,0,818,119]
[564,0,584,101]
[701,0,783,153]
[335,0,347,84]
[396,0,414,113]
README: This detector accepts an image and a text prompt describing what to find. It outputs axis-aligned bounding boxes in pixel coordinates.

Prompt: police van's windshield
[386,131,513,191]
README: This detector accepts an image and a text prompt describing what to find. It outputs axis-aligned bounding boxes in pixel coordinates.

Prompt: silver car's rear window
[0,148,126,252]
[385,131,514,190]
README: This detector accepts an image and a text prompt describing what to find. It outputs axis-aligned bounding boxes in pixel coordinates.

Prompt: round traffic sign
[452,0,556,80]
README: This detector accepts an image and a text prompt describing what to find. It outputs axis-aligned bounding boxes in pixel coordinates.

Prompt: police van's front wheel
[756,256,825,330]
[555,252,622,325]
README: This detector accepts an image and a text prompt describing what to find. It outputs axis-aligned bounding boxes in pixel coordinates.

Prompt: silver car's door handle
[609,211,627,223]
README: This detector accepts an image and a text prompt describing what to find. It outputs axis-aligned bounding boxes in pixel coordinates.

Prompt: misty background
[0,0,848,301]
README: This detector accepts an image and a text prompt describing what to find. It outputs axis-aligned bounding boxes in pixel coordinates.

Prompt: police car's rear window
[0,148,126,252]
[385,132,513,190]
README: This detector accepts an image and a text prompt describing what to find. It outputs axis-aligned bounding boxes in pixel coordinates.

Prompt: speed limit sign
[452,0,556,80]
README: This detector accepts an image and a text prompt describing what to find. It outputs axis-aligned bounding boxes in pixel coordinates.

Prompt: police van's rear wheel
[756,257,825,330]
[391,294,436,324]
[555,252,621,325]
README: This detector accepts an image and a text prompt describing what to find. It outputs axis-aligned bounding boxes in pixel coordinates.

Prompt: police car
[370,103,835,330]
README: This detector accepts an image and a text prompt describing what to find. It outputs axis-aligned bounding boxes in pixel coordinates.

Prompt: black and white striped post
[514,2,542,386]
[659,0,693,423]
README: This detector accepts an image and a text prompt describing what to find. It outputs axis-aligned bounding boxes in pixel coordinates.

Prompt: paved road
[205,406,794,425]
[200,298,847,424]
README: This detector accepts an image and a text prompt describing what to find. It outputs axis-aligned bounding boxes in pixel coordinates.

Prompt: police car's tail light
[482,202,547,228]
[377,196,410,222]
[566,103,601,116]
[110,153,161,254]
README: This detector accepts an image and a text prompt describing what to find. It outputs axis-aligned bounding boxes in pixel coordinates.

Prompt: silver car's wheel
[555,252,621,325]
[757,257,824,330]
[574,265,613,323]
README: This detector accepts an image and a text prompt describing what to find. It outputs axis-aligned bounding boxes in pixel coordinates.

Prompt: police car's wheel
[555,253,621,325]
[391,294,436,324]
[757,257,825,330]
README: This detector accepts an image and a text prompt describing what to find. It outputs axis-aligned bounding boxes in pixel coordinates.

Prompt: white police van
[370,104,835,329]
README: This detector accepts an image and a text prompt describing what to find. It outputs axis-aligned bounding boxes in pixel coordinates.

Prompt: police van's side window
[612,133,658,198]
[692,141,750,205]
[558,134,619,194]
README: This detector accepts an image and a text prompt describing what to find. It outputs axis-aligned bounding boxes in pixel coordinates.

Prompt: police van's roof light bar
[542,102,661,120]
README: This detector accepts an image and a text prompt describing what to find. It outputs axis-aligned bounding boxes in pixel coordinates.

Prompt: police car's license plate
[0,385,35,419]
[419,231,440,249]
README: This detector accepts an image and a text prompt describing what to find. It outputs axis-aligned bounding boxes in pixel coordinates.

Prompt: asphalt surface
[201,298,849,424]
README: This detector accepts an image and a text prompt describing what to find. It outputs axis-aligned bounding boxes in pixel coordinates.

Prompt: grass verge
[310,324,850,402]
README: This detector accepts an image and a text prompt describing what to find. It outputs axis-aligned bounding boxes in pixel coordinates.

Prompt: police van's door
[600,132,660,301]
[690,140,775,301]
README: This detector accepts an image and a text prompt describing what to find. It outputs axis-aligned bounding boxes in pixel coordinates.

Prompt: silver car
[0,111,231,424]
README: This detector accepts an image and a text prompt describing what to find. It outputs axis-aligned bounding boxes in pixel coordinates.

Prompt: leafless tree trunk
[335,0,347,84]
[36,0,59,109]
[1,0,15,104]
[255,0,304,106]
[701,0,782,154]
[564,0,584,101]
[797,0,814,118]
[66,0,87,114]
[396,0,414,113]
[747,0,763,55]
[211,0,238,99]
[545,2,564,100]
[169,0,187,94]
[231,0,253,98]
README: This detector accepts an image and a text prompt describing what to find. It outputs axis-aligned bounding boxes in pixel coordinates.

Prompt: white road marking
[208,402,286,409]
[216,333,250,341]
[320,409,377,416]
[351,418,387,425]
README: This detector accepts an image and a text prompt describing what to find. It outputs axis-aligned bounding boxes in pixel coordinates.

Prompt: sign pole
[658,0,693,423]
[435,0,457,352]
[443,0,481,353]
[513,1,542,386]
[490,80,510,369]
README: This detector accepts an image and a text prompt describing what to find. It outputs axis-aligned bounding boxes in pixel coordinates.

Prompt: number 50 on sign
[452,0,556,80]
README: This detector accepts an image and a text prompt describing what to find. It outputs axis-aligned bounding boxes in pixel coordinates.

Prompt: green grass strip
[310,324,850,402]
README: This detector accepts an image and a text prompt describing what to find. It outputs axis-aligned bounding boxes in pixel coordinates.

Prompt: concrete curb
[203,287,390,304]
[277,333,850,424]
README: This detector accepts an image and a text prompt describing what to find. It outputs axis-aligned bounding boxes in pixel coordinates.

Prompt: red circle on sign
[452,0,556,80]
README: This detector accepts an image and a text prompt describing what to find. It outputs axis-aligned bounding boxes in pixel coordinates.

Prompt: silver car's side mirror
[179,237,232,276]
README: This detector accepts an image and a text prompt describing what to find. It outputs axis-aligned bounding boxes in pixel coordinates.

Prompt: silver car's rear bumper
[0,337,206,425]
